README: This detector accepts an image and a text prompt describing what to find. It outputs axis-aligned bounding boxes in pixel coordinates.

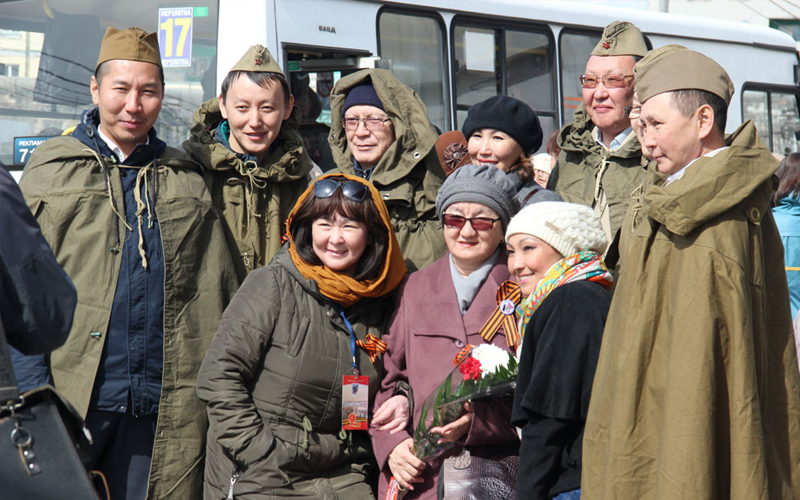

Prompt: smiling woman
[370,164,521,500]
[196,173,407,500]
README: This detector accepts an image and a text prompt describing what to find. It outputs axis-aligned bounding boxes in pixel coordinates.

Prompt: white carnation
[471,344,510,376]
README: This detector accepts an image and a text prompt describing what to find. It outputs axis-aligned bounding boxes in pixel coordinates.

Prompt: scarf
[286,173,407,307]
[518,251,613,339]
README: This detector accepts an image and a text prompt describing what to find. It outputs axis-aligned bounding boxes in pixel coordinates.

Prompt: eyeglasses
[342,116,392,131]
[625,105,641,119]
[580,74,634,89]
[442,214,500,232]
[313,178,369,202]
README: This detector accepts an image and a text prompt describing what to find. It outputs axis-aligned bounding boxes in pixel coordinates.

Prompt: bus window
[0,0,218,168]
[743,86,800,154]
[452,19,554,152]
[378,9,448,132]
[559,30,601,126]
[771,92,800,155]
[505,29,555,150]
[743,90,771,149]
[453,25,498,128]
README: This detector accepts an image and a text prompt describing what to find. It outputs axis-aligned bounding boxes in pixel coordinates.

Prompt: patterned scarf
[518,251,613,339]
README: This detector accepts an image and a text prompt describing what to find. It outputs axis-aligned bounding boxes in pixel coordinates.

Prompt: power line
[775,0,800,16]
[764,0,799,19]
[738,0,771,18]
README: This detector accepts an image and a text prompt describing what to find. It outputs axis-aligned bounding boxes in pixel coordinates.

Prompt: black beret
[462,95,543,155]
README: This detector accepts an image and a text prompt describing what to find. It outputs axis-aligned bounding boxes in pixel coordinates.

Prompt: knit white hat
[505,202,608,257]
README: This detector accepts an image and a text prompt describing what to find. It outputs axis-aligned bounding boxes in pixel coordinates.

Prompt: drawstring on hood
[79,107,165,268]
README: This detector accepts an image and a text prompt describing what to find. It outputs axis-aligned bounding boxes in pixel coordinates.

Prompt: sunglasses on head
[313,178,369,203]
[442,213,500,231]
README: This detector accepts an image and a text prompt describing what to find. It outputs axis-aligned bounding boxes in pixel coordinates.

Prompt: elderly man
[582,45,800,499]
[13,28,237,500]
[549,21,648,246]
[328,69,446,272]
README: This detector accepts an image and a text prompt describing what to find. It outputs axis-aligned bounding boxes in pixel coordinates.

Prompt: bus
[1,0,798,173]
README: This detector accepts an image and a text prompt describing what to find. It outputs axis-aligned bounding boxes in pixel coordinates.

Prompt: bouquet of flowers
[385,343,517,499]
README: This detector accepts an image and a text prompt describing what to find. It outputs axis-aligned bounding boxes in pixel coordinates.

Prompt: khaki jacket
[328,69,447,272]
[196,250,395,500]
[184,99,312,282]
[582,121,800,499]
[20,136,239,500]
[551,105,645,239]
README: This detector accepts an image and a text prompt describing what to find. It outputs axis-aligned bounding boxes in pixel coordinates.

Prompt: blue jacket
[773,193,800,319]
[0,163,76,354]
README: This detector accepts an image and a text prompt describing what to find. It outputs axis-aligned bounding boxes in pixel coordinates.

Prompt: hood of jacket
[642,120,778,236]
[328,69,439,187]
[558,103,642,160]
[183,97,312,182]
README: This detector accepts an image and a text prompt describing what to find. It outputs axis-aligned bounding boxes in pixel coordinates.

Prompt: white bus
[1,0,798,172]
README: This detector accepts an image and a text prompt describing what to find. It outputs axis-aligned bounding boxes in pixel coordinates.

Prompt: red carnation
[458,357,482,381]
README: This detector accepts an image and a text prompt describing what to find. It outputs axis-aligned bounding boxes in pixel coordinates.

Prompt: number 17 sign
[158,7,193,67]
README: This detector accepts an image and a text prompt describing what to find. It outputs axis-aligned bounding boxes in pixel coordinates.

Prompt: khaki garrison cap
[96,27,161,69]
[591,21,647,57]
[635,48,735,105]
[230,45,284,75]
[633,44,688,77]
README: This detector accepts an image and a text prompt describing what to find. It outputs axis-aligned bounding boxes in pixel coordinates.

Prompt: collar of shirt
[352,158,375,180]
[594,126,633,151]
[97,126,149,163]
[665,146,729,186]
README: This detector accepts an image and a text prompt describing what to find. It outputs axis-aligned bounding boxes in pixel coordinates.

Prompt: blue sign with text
[14,136,54,164]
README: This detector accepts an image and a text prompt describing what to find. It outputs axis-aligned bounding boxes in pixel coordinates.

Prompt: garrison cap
[230,45,284,75]
[96,27,161,69]
[591,21,647,57]
[633,44,688,77]
[635,48,735,105]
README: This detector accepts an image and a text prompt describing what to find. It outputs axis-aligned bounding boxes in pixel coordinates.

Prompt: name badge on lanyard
[342,375,369,430]
[336,306,370,430]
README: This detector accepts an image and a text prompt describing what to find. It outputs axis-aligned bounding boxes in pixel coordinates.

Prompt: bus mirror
[795,64,800,85]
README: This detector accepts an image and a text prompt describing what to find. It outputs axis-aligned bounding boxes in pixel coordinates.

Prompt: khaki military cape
[551,105,646,239]
[582,121,800,499]
[184,99,312,282]
[20,135,240,500]
[328,69,447,272]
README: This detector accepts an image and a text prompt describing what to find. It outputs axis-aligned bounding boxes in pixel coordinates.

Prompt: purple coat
[370,251,519,500]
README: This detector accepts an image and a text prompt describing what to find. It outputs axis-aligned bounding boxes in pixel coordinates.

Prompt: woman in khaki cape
[184,45,313,282]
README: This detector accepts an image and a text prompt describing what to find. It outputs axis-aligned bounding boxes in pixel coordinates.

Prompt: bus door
[284,44,382,171]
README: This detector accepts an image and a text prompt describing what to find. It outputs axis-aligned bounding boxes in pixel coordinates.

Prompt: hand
[387,437,426,490]
[373,395,410,434]
[429,402,474,444]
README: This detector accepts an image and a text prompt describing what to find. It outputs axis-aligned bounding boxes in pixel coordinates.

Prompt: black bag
[0,321,104,500]
[437,449,518,500]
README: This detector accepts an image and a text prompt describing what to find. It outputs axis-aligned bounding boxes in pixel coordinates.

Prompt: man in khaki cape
[549,21,648,246]
[582,45,800,499]
[13,28,238,500]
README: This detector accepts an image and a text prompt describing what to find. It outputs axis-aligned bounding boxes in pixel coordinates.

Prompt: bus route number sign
[158,7,193,68]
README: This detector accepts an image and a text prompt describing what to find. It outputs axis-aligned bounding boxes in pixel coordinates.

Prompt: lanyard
[335,305,359,375]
